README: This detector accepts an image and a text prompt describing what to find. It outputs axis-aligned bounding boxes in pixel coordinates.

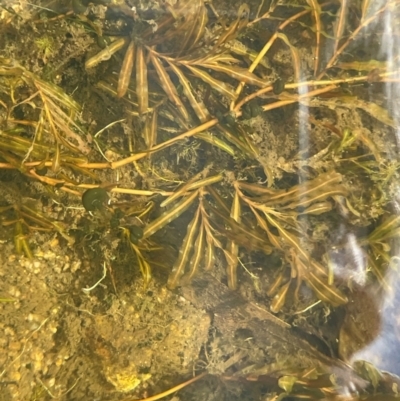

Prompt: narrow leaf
[199,63,268,87]
[168,207,200,289]
[168,61,210,122]
[117,40,135,98]
[136,45,148,115]
[306,0,322,76]
[333,0,348,55]
[150,52,190,121]
[143,190,198,238]
[185,65,237,100]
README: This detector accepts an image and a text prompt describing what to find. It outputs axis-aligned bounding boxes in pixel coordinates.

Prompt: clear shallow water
[1,1,400,400]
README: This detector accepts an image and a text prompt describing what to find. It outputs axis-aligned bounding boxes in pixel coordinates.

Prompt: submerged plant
[2,1,400,400]
[1,0,400,311]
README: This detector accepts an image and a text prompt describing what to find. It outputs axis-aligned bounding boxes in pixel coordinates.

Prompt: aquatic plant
[2,1,400,400]
[1,0,400,310]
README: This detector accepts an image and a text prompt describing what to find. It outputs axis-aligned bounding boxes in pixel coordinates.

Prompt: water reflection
[320,0,400,390]
[347,261,400,376]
